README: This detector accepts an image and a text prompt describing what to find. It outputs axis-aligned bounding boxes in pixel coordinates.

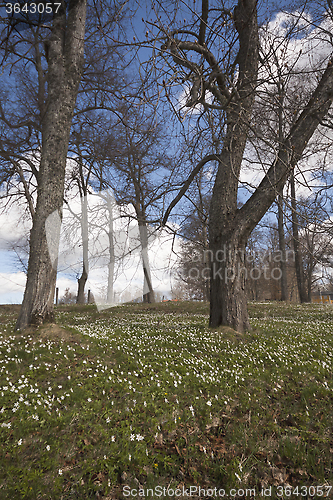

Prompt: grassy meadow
[0,301,332,499]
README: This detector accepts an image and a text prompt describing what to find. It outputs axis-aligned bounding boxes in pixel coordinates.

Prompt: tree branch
[162,154,220,225]
[238,58,333,239]
[198,0,209,46]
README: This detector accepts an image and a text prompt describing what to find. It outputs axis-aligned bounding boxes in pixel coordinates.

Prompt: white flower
[18,439,22,446]
[130,433,135,441]
[143,401,147,407]
[207,401,212,406]
[111,435,115,442]
[129,454,131,461]
[235,473,241,481]
[46,445,50,451]
[87,398,92,402]
[58,469,63,475]
[136,434,144,441]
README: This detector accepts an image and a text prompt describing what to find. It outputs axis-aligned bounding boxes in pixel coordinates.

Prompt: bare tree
[142,0,333,331]
[174,173,211,301]
[0,0,128,328]
[4,0,88,330]
[96,105,174,303]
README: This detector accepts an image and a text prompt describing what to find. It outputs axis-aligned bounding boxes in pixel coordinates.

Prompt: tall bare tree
[9,0,88,329]
[96,105,174,303]
[144,0,333,331]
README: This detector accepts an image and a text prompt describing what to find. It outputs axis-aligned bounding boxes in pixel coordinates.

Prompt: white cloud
[0,203,31,251]
[0,272,26,304]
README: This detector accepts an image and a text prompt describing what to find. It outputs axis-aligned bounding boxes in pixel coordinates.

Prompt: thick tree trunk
[209,0,259,331]
[290,173,308,303]
[208,1,333,330]
[16,0,87,330]
[209,236,250,332]
[277,191,288,301]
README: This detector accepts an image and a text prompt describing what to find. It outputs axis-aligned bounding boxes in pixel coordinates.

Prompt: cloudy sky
[0,188,181,305]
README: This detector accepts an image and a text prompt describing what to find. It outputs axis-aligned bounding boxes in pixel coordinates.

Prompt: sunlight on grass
[0,302,332,499]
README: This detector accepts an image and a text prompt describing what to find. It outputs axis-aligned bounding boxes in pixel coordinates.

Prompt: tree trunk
[208,41,333,329]
[16,0,87,330]
[107,193,115,304]
[138,221,155,303]
[77,194,89,304]
[202,223,210,302]
[209,236,250,332]
[77,265,88,304]
[290,173,308,303]
[307,264,313,302]
[209,0,259,331]
[277,190,288,301]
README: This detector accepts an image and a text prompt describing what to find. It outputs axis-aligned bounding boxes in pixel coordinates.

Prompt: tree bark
[202,223,210,301]
[277,190,288,301]
[16,0,87,330]
[77,194,89,304]
[139,220,155,303]
[106,193,115,304]
[290,173,308,303]
[209,237,249,331]
[209,0,259,331]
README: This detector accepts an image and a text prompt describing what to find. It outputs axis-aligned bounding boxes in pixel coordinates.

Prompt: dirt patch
[0,304,21,313]
[25,323,84,345]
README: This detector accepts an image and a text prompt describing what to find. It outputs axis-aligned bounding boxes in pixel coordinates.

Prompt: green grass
[0,301,332,499]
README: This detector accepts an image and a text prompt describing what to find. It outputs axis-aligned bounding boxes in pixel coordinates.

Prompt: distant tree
[59,288,77,305]
[287,187,333,301]
[174,173,211,301]
[96,105,174,303]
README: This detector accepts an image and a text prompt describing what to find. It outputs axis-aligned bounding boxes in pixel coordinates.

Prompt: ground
[0,301,332,499]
